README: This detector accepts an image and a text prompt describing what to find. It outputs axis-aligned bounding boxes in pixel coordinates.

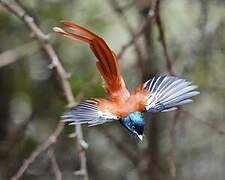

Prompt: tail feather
[144,76,199,112]
[58,20,119,83]
[53,21,129,99]
[53,27,92,44]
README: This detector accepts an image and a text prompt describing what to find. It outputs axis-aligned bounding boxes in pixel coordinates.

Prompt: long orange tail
[53,21,129,99]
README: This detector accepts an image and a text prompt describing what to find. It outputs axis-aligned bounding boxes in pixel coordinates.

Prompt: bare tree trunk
[136,1,167,180]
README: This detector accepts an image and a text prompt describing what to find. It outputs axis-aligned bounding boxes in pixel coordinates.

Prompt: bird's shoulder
[96,87,150,118]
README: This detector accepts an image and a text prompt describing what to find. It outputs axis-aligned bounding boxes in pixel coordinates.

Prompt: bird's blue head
[120,112,144,141]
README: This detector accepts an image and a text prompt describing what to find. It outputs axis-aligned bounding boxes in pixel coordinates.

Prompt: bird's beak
[137,134,143,141]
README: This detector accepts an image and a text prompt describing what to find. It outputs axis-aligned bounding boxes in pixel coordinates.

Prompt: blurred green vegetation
[0,0,225,180]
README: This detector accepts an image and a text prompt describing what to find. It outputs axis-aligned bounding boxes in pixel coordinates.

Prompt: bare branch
[0,0,88,179]
[168,111,180,179]
[117,0,158,59]
[74,125,88,180]
[10,122,64,180]
[155,0,174,75]
[182,110,225,135]
[109,0,146,75]
[0,0,74,106]
[0,42,38,68]
[48,148,62,180]
[151,1,176,177]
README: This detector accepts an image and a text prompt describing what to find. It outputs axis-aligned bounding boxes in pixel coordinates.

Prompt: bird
[53,20,199,141]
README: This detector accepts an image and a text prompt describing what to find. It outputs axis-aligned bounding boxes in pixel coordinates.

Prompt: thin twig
[153,1,176,177]
[109,0,146,76]
[74,125,88,180]
[86,1,134,25]
[47,148,62,180]
[0,0,88,179]
[182,110,225,135]
[103,130,137,165]
[10,122,64,180]
[117,0,158,59]
[155,0,174,75]
[168,111,180,179]
[0,0,74,106]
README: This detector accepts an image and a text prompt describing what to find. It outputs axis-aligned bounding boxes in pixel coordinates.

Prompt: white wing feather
[144,76,199,112]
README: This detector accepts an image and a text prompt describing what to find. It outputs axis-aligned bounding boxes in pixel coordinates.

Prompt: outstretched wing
[143,75,200,112]
[61,99,118,126]
[53,21,130,100]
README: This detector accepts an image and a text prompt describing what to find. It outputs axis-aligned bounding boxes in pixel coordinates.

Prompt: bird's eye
[131,125,135,130]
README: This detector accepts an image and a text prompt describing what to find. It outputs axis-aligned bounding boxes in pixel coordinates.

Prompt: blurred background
[0,0,225,180]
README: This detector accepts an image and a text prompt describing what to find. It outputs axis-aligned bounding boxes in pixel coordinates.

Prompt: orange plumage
[53,21,150,118]
[54,21,199,140]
